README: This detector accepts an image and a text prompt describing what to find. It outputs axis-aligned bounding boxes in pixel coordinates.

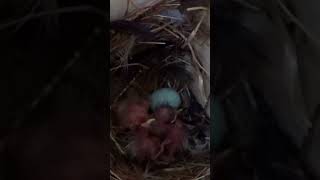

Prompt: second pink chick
[116,98,150,130]
[152,106,187,162]
[130,127,161,162]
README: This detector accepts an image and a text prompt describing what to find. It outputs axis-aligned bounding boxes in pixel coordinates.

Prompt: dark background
[0,0,107,179]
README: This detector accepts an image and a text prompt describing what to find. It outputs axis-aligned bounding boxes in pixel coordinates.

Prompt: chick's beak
[140,118,156,128]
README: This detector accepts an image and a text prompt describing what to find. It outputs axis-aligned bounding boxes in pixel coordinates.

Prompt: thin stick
[159,3,181,7]
[112,69,144,105]
[126,0,164,21]
[163,27,181,39]
[192,172,210,180]
[153,14,183,20]
[151,22,172,32]
[110,170,123,180]
[187,42,209,76]
[138,41,166,45]
[167,24,188,41]
[14,0,41,32]
[110,63,149,72]
[110,132,126,155]
[186,11,207,44]
[187,7,208,11]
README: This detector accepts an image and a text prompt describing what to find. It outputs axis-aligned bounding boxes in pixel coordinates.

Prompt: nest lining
[110,0,210,179]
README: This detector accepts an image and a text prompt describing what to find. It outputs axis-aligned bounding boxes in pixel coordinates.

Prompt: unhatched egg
[150,88,181,111]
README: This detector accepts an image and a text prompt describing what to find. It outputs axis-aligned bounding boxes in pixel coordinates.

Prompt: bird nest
[110,0,210,179]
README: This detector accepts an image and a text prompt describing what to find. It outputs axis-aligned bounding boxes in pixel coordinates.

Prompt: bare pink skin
[152,106,186,162]
[131,127,161,162]
[154,106,175,123]
[116,98,150,130]
[149,119,171,140]
[161,119,186,161]
[150,106,175,139]
[118,104,186,162]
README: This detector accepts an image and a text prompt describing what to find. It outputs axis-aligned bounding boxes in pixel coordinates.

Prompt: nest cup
[110,0,210,179]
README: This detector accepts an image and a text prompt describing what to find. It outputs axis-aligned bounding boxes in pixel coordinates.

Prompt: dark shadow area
[0,0,107,179]
[212,0,316,180]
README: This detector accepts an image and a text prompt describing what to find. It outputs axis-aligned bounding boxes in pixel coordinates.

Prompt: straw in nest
[110,0,210,179]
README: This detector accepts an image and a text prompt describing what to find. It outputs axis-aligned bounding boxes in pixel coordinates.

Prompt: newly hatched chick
[124,88,186,162]
[129,126,161,162]
[154,106,175,123]
[151,106,186,162]
[161,118,186,162]
[150,106,175,139]
[116,97,150,130]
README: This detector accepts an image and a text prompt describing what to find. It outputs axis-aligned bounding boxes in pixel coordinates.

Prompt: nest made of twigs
[110,0,210,179]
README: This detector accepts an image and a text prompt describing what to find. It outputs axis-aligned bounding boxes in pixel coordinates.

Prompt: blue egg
[150,88,181,111]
